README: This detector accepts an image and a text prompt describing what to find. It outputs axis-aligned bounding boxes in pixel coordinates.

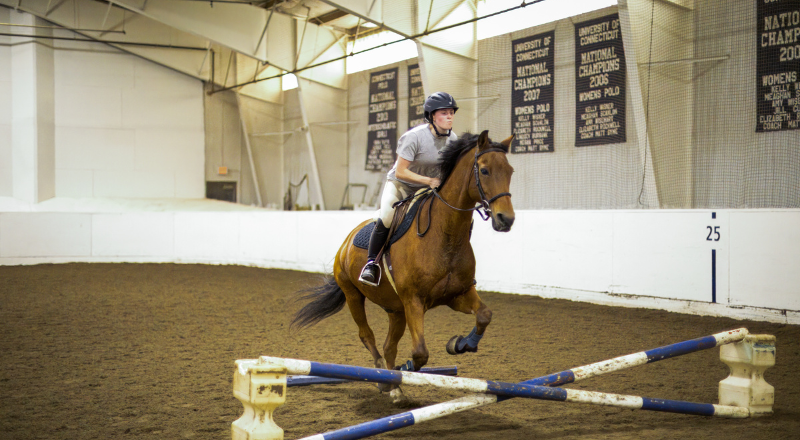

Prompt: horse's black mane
[438,132,508,185]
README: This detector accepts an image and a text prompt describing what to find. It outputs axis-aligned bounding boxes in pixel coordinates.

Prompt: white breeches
[376,180,411,226]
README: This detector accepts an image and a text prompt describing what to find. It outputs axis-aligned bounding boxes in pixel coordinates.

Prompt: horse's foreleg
[445,287,492,355]
[383,311,406,370]
[402,298,429,371]
[382,311,408,401]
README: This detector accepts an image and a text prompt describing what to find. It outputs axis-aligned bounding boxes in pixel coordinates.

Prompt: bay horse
[292,130,515,397]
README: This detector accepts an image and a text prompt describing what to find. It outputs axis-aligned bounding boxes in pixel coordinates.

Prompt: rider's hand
[429,177,441,189]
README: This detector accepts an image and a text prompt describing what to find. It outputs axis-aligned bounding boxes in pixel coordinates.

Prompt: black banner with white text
[575,13,626,146]
[511,31,555,153]
[408,64,425,129]
[365,68,398,171]
[757,0,800,132]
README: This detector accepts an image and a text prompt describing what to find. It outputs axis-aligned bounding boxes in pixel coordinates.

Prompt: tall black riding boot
[359,219,390,286]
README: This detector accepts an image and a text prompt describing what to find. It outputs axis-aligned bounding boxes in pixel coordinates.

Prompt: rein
[416,146,511,236]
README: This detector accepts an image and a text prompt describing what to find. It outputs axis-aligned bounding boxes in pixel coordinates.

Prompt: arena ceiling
[1,0,476,95]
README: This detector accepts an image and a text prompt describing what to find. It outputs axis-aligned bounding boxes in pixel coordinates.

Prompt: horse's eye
[480,168,489,176]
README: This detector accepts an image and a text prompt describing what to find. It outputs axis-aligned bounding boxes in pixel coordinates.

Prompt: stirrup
[358,261,381,287]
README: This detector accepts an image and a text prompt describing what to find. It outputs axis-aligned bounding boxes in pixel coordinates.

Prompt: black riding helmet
[423,92,458,136]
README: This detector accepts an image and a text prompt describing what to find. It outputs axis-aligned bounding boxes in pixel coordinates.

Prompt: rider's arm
[395,157,440,189]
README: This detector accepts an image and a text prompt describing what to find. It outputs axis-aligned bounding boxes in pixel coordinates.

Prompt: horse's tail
[291,274,346,330]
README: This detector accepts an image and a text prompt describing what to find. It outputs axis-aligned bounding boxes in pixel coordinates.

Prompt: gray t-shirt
[387,124,458,190]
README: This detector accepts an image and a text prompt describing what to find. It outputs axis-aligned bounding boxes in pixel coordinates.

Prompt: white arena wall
[0,207,797,325]
[52,46,205,199]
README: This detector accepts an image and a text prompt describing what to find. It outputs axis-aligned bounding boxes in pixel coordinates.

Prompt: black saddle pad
[353,195,427,250]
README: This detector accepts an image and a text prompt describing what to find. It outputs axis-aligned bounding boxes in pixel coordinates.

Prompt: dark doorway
[206,181,237,203]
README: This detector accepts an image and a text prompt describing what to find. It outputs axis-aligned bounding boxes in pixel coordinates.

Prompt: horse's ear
[500,135,514,148]
[478,130,490,151]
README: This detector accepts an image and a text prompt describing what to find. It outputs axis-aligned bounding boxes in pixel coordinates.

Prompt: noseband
[414,146,512,237]
[472,148,512,220]
[432,147,512,221]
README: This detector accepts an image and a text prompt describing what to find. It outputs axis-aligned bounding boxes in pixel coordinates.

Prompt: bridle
[432,147,512,221]
[413,146,511,237]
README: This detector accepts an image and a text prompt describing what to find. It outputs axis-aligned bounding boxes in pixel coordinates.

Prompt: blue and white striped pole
[504,327,750,395]
[292,328,750,440]
[287,366,458,387]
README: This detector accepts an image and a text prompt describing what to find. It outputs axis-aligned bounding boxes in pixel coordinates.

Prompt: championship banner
[365,68,399,171]
[511,31,555,153]
[575,13,626,146]
[408,64,426,128]
[756,0,800,132]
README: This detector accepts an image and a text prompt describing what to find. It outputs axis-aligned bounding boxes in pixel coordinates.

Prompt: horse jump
[232,328,775,440]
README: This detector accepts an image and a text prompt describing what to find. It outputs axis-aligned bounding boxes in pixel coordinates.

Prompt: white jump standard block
[719,334,776,416]
[233,358,288,440]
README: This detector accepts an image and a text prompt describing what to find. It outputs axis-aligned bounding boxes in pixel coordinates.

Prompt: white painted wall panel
[0,125,10,197]
[133,56,192,86]
[55,85,123,128]
[173,169,205,199]
[134,129,204,172]
[53,48,205,200]
[54,50,135,89]
[0,213,91,257]
[296,212,367,271]
[729,212,800,310]
[472,211,526,287]
[522,211,614,292]
[174,212,240,261]
[0,43,9,197]
[238,212,299,264]
[122,84,203,131]
[93,170,175,198]
[612,211,714,301]
[55,169,94,197]
[0,62,10,119]
[92,213,174,257]
[56,126,136,171]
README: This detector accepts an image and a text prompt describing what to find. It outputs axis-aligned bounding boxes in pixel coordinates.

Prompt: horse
[291,130,515,398]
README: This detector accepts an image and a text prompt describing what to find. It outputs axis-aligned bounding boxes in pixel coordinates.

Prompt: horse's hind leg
[339,280,384,368]
[445,287,492,355]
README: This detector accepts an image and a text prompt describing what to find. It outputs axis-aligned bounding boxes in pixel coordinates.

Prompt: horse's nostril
[497,213,514,229]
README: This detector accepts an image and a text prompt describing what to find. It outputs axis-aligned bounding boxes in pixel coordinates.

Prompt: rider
[359,92,459,286]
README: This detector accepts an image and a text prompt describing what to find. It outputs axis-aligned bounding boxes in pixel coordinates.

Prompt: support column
[11,11,55,204]
[295,80,327,210]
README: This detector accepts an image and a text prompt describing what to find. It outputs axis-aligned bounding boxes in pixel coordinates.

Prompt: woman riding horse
[292,104,515,397]
[359,91,460,287]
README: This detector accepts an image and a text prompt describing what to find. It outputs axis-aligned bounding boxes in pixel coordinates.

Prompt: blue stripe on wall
[712,249,717,303]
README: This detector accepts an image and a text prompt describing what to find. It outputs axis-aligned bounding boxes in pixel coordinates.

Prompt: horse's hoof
[393,360,414,371]
[378,382,393,393]
[390,387,408,404]
[446,335,478,354]
[446,335,463,354]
